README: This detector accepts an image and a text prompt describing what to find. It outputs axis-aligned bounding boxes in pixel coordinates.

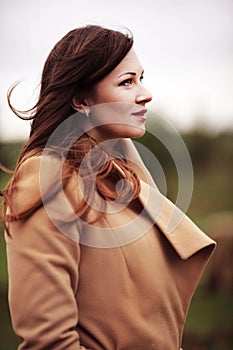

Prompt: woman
[1,25,216,350]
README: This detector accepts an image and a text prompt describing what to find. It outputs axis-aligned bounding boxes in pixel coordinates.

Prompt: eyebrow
[118,71,144,78]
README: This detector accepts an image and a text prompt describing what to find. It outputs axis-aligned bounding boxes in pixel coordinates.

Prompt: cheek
[91,103,133,124]
[89,102,146,139]
[91,85,133,105]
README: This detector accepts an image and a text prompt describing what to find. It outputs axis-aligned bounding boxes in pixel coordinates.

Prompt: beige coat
[5,140,216,350]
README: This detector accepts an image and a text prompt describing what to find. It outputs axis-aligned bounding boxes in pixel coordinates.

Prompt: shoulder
[12,155,82,215]
[11,156,42,213]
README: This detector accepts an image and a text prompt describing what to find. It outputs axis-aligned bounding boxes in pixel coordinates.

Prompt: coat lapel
[138,180,216,260]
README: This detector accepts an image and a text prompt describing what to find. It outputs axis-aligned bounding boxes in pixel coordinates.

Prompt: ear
[72,95,88,113]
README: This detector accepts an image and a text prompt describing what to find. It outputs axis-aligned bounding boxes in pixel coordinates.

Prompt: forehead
[107,48,144,79]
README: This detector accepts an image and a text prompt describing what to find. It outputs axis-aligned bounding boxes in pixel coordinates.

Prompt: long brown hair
[1,25,141,229]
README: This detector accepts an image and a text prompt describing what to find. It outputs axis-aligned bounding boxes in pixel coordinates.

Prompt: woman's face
[84,48,153,141]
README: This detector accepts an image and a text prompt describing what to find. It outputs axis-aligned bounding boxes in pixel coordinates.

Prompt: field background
[0,129,232,349]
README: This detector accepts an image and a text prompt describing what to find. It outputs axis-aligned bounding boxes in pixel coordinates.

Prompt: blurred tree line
[0,129,232,349]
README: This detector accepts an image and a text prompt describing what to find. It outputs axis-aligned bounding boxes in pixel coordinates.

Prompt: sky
[1,0,233,140]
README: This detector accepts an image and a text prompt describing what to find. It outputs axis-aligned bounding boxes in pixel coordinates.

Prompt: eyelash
[119,76,144,87]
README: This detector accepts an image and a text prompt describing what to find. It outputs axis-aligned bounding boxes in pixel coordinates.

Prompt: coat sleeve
[5,156,91,350]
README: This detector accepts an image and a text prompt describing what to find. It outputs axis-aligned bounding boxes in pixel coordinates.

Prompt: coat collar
[138,180,216,260]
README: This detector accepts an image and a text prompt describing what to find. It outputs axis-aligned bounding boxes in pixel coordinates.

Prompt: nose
[136,84,153,105]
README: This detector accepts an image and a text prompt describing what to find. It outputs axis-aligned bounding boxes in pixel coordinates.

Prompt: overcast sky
[1,0,233,140]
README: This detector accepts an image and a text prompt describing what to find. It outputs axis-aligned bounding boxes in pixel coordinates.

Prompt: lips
[131,109,147,121]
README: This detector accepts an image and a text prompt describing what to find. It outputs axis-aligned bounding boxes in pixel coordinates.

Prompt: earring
[84,108,90,118]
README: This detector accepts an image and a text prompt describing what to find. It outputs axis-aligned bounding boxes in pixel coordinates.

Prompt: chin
[126,126,146,139]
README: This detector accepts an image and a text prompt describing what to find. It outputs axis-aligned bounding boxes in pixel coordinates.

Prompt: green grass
[182,288,233,349]
[0,233,8,287]
[185,292,233,334]
[0,290,21,350]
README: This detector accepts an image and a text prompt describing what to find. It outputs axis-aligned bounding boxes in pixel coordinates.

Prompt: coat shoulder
[12,155,82,215]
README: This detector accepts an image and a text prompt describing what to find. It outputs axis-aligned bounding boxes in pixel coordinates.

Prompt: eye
[140,75,144,82]
[119,78,133,87]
